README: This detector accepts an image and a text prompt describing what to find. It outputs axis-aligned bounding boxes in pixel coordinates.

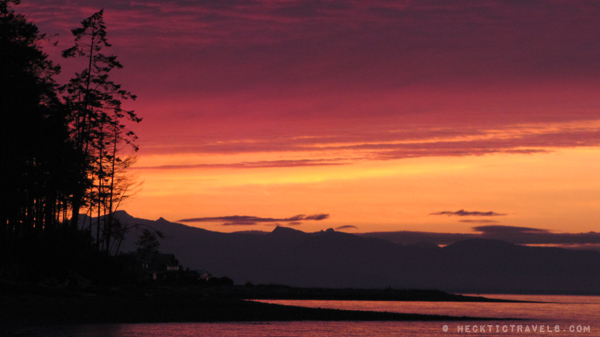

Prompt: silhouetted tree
[136,229,161,258]
[0,2,144,286]
[0,0,84,251]
[62,9,141,252]
[104,155,143,253]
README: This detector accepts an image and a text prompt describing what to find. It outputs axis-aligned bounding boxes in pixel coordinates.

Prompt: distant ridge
[271,225,307,236]
[444,238,517,251]
[94,211,600,294]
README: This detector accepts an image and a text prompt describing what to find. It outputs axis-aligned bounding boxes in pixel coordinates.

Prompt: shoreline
[0,283,511,335]
[206,284,527,302]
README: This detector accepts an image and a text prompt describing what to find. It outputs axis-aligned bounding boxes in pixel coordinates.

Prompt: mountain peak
[113,210,134,221]
[271,226,306,236]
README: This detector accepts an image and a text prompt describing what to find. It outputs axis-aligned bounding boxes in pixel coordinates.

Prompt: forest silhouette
[1,0,141,283]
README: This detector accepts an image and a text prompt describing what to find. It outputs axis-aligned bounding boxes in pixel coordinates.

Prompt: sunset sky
[20,0,600,234]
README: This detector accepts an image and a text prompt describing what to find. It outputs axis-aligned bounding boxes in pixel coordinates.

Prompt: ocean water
[23,295,599,337]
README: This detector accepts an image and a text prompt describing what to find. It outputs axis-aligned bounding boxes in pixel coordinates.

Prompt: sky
[18,0,600,236]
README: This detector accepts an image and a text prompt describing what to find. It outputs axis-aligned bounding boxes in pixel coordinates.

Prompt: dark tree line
[1,1,141,261]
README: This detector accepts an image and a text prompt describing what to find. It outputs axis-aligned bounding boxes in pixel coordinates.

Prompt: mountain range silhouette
[91,211,600,294]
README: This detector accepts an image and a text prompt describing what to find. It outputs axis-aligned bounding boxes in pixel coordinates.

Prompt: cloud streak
[459,220,500,224]
[360,225,600,250]
[473,225,549,234]
[335,225,358,231]
[430,209,507,217]
[178,213,329,226]
[136,159,348,170]
[136,122,600,171]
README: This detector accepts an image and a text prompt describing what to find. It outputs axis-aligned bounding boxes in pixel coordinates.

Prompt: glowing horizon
[19,1,600,234]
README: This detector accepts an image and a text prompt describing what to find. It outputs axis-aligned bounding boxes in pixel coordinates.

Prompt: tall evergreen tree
[62,9,141,252]
[0,0,83,250]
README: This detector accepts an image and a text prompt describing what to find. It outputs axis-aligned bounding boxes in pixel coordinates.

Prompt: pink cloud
[15,0,600,166]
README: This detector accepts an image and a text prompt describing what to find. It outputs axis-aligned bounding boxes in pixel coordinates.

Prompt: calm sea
[23,295,599,336]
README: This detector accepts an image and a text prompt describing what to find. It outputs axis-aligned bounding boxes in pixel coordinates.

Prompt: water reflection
[24,295,600,337]
[257,294,600,323]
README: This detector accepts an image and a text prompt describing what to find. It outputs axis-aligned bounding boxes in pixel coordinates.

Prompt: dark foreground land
[0,282,511,336]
